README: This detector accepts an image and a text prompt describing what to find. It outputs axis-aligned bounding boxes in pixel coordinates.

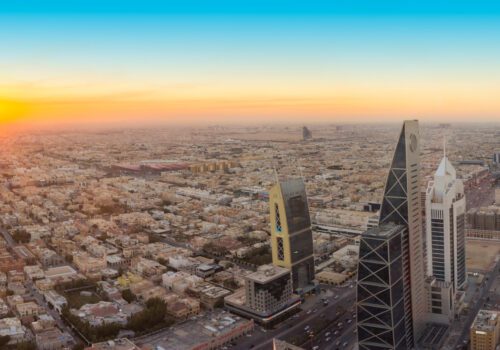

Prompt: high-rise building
[425,155,466,292]
[357,223,407,349]
[493,152,500,165]
[224,264,300,324]
[269,178,315,292]
[302,126,312,140]
[470,309,500,350]
[357,120,426,349]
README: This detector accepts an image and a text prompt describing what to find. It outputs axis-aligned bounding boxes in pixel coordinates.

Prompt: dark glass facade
[357,224,407,350]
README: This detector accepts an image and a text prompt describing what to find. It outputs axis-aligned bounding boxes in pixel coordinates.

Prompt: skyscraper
[357,223,407,349]
[357,120,426,349]
[269,178,315,292]
[425,155,466,292]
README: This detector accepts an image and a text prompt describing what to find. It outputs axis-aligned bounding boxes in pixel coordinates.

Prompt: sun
[0,99,30,124]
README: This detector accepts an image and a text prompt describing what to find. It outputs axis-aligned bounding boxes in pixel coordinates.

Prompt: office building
[357,223,407,349]
[470,309,500,350]
[357,120,426,349]
[424,277,454,325]
[224,264,300,324]
[425,155,466,292]
[269,178,315,292]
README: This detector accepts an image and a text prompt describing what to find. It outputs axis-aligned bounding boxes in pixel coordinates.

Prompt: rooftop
[471,309,499,332]
[363,222,405,239]
[245,264,290,284]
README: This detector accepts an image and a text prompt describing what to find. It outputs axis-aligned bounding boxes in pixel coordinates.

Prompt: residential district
[0,122,498,350]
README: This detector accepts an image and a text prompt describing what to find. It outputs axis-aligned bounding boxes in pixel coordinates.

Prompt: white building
[425,155,466,292]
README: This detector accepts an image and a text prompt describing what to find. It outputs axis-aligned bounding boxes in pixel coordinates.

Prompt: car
[347,319,352,324]
[326,337,331,342]
[325,332,331,337]
[336,340,341,346]
[304,325,310,331]
[334,330,339,335]
[342,342,348,347]
[312,346,320,350]
[307,310,312,314]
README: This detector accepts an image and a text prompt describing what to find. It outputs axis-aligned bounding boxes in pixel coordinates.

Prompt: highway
[230,283,356,350]
[449,258,500,349]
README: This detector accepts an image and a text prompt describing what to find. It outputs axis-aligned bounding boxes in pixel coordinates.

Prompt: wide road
[450,258,500,349]
[232,285,356,350]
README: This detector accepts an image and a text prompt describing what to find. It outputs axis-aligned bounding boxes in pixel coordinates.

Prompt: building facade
[470,310,500,350]
[269,178,315,292]
[358,120,426,349]
[357,223,407,349]
[225,264,300,324]
[425,156,466,292]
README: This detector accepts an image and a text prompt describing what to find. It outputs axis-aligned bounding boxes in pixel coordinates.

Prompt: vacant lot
[466,240,500,271]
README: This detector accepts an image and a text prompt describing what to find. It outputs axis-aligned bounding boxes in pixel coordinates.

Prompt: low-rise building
[470,309,500,350]
[16,301,41,317]
[0,317,27,344]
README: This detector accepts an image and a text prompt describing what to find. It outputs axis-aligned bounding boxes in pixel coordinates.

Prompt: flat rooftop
[45,265,77,277]
[364,222,404,239]
[246,265,290,284]
[472,309,499,332]
[137,310,252,350]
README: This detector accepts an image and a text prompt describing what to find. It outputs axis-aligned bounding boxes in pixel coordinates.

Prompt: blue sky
[1,1,500,125]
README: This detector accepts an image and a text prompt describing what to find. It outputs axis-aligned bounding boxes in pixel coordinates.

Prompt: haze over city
[0,2,499,350]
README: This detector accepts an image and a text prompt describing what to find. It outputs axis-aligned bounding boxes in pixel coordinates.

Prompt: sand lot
[466,240,500,271]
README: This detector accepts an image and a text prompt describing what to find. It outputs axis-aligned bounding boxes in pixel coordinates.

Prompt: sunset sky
[1,1,500,128]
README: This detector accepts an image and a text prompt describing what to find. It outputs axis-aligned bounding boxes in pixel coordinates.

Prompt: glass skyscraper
[357,120,426,349]
[357,223,407,349]
[270,178,315,292]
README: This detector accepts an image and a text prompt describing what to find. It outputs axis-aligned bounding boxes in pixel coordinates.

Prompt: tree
[12,231,30,243]
[0,335,10,347]
[122,289,136,303]
[72,343,85,350]
[16,341,37,350]
[157,257,168,266]
[127,297,171,333]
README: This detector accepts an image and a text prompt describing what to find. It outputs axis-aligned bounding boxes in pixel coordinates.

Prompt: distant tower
[270,178,315,292]
[357,120,426,349]
[425,154,466,291]
[302,126,312,140]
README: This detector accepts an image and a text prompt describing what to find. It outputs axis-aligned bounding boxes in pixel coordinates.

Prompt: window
[277,237,284,261]
[275,203,282,232]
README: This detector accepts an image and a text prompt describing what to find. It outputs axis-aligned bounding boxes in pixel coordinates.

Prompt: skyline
[2,2,500,128]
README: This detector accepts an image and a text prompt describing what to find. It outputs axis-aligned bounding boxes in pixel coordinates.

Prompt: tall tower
[269,178,315,292]
[357,120,426,349]
[425,155,466,291]
[357,223,407,349]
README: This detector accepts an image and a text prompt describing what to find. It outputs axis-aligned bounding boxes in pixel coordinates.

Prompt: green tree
[16,341,37,350]
[0,335,10,347]
[12,231,30,243]
[127,297,171,333]
[122,289,136,303]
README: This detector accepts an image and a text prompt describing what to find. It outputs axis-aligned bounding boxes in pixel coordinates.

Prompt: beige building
[16,301,40,317]
[470,309,500,350]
